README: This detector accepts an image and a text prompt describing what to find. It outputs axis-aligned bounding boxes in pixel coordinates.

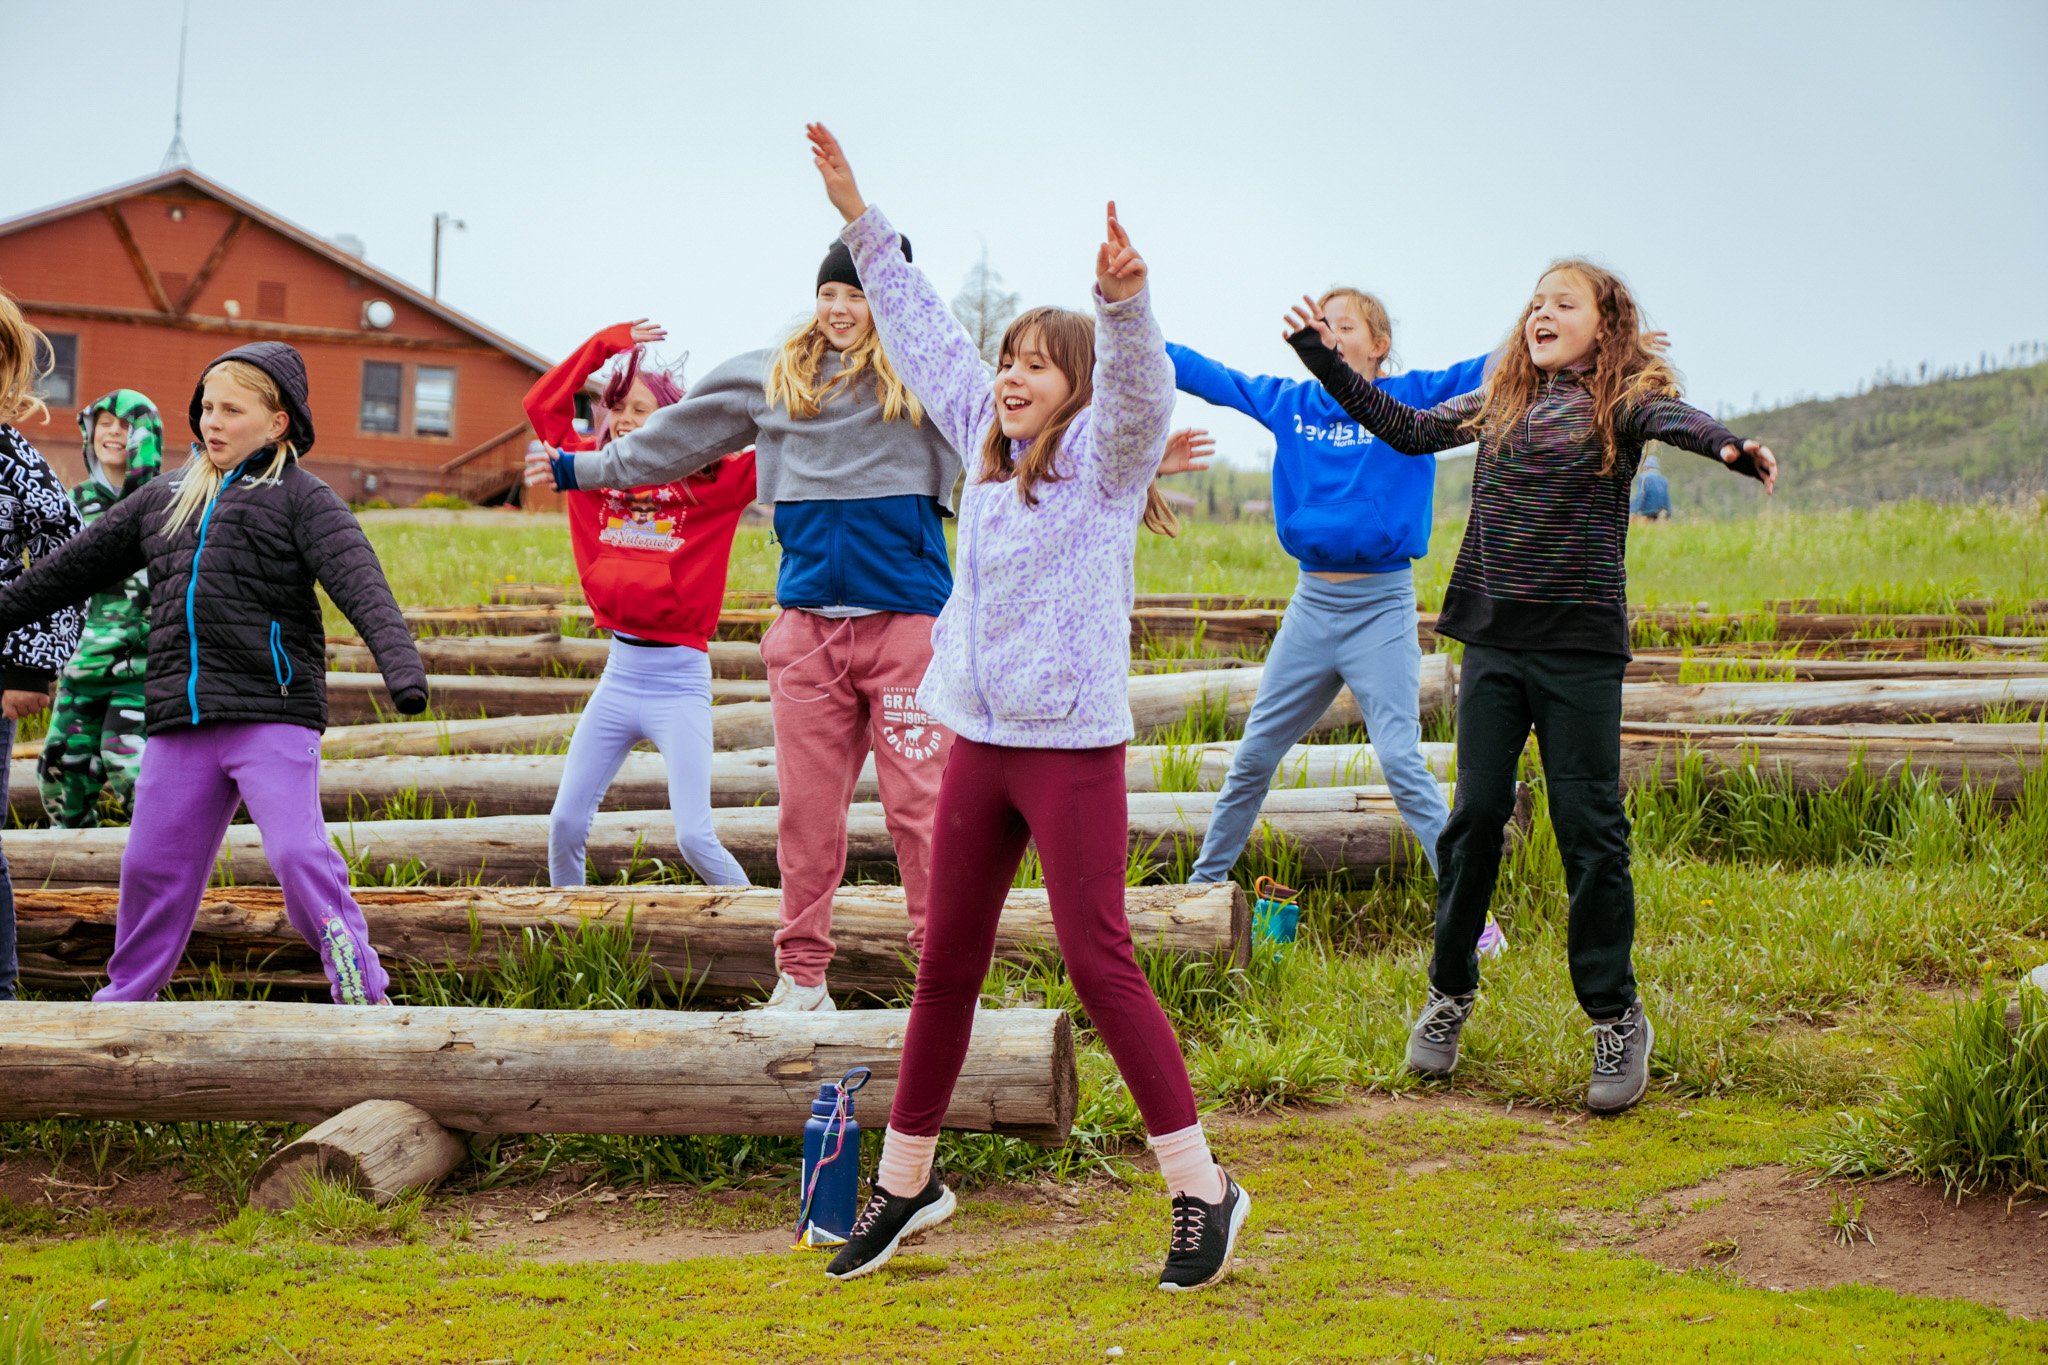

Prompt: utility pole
[431,211,465,299]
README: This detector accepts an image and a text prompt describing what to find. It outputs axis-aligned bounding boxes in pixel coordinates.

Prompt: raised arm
[294,482,427,713]
[523,321,653,453]
[1622,395,1777,492]
[550,352,766,493]
[1287,324,1479,456]
[1087,203,1174,496]
[1166,343,1302,427]
[808,125,994,457]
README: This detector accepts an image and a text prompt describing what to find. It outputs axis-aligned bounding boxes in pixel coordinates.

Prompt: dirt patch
[1622,1165,2048,1318]
[0,1154,222,1236]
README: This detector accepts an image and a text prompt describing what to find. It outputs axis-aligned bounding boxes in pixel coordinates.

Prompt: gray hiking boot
[1406,987,1476,1077]
[1586,1001,1656,1115]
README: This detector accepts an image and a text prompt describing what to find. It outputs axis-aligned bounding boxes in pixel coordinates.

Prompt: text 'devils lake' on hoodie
[524,324,758,650]
[1166,343,1490,573]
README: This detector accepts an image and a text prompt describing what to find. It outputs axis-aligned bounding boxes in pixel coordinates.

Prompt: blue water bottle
[796,1066,871,1248]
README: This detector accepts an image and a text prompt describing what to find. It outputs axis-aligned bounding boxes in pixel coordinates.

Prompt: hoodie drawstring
[771,617,856,706]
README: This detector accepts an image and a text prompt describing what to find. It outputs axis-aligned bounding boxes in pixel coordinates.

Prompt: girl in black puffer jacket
[0,342,428,1004]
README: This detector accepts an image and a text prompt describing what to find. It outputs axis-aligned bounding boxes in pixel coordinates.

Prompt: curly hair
[1462,258,1680,475]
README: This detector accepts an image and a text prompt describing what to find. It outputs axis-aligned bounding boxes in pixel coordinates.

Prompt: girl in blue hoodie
[1166,290,1489,888]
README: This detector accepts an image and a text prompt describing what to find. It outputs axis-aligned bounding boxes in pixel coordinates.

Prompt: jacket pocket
[584,553,687,641]
[268,620,293,696]
[973,598,1080,723]
[1279,497,1399,568]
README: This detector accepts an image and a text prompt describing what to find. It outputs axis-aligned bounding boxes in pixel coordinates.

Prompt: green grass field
[10,505,2048,1362]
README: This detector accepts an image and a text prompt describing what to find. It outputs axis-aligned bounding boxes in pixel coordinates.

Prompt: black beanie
[817,232,911,292]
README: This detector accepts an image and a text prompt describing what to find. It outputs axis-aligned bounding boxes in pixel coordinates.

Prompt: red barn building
[0,168,562,508]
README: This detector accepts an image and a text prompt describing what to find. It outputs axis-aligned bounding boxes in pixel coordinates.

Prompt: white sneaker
[755,972,836,1012]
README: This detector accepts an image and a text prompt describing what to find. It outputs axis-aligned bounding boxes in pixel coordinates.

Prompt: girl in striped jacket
[1286,260,1777,1116]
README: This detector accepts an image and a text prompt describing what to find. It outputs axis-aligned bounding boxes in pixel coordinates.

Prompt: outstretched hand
[806,122,867,224]
[626,319,667,346]
[1095,202,1147,303]
[1641,329,1670,354]
[1721,438,1778,494]
[524,445,561,490]
[1282,295,1335,348]
[1157,427,1215,477]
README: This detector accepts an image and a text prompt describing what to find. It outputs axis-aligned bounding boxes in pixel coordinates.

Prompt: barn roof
[0,167,550,372]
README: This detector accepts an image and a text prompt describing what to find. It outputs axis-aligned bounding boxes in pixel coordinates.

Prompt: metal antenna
[160,0,193,171]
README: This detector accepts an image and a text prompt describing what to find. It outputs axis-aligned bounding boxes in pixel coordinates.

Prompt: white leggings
[547,637,751,887]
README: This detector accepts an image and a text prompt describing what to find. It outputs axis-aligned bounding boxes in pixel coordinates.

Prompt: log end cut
[249,1099,467,1211]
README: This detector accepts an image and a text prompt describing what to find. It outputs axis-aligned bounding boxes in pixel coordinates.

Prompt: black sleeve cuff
[1,666,55,692]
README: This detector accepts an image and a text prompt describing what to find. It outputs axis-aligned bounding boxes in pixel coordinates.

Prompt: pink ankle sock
[1149,1123,1225,1203]
[876,1126,939,1199]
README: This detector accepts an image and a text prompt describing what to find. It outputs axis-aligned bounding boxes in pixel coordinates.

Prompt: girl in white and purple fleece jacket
[805,124,1249,1295]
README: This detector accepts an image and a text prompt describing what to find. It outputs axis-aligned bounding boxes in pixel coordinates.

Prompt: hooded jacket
[0,344,426,733]
[66,389,164,682]
[523,324,759,650]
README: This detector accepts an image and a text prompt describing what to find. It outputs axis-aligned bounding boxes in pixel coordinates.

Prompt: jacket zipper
[269,620,293,696]
[184,467,245,725]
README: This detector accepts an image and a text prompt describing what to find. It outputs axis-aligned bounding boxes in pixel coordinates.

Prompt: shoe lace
[850,1190,890,1239]
[1169,1197,1207,1254]
[1415,989,1474,1045]
[1589,1014,1640,1077]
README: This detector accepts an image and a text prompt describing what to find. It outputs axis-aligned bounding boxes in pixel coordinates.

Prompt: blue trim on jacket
[1168,344,1490,573]
[772,494,952,618]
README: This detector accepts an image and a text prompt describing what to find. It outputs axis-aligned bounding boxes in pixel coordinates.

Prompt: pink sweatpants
[763,609,951,986]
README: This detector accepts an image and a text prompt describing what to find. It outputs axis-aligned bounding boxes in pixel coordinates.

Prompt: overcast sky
[8,1,2044,463]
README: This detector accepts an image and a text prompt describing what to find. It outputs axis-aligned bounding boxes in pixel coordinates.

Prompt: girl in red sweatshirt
[524,322,756,887]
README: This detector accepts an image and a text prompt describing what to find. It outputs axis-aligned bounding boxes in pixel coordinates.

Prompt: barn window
[361,361,402,433]
[413,366,456,438]
[35,333,78,407]
[256,280,288,320]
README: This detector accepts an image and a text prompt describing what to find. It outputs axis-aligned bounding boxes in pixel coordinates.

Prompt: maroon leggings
[888,737,1200,1138]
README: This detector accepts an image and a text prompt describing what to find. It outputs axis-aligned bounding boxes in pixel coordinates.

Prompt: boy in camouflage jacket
[39,389,161,826]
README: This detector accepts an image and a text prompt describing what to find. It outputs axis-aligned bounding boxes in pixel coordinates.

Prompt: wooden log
[248,1099,467,1210]
[1617,677,2048,725]
[402,605,777,642]
[329,633,766,680]
[311,660,1453,761]
[0,785,1458,888]
[1616,722,2048,798]
[485,583,1287,612]
[1661,636,2048,662]
[10,740,1448,826]
[1768,598,2048,616]
[1625,655,2048,683]
[12,883,1246,999]
[0,1001,1079,1144]
[319,671,768,723]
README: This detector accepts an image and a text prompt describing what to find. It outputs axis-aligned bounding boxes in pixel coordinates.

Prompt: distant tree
[951,248,1020,366]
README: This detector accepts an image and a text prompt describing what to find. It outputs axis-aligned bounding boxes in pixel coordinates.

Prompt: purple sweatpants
[94,723,389,1005]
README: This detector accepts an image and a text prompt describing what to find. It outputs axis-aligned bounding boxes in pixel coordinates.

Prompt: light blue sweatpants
[548,638,751,888]
[1192,568,1449,881]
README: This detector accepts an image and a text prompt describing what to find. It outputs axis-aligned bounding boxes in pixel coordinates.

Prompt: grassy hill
[1430,359,2048,517]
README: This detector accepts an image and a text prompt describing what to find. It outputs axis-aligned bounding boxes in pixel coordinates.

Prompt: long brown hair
[980,307,1180,536]
[1462,258,1680,475]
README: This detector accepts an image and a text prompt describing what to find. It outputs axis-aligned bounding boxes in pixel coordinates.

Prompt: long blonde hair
[978,308,1180,538]
[0,289,52,427]
[163,360,294,535]
[1461,258,1679,476]
[764,317,923,425]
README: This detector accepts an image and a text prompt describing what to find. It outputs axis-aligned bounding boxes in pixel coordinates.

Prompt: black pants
[1432,644,1635,1019]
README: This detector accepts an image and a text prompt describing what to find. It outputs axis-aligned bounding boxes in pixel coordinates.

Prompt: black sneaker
[824,1173,957,1281]
[1157,1171,1251,1292]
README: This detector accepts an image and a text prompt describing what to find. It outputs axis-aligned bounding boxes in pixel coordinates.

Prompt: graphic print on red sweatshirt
[597,485,692,554]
